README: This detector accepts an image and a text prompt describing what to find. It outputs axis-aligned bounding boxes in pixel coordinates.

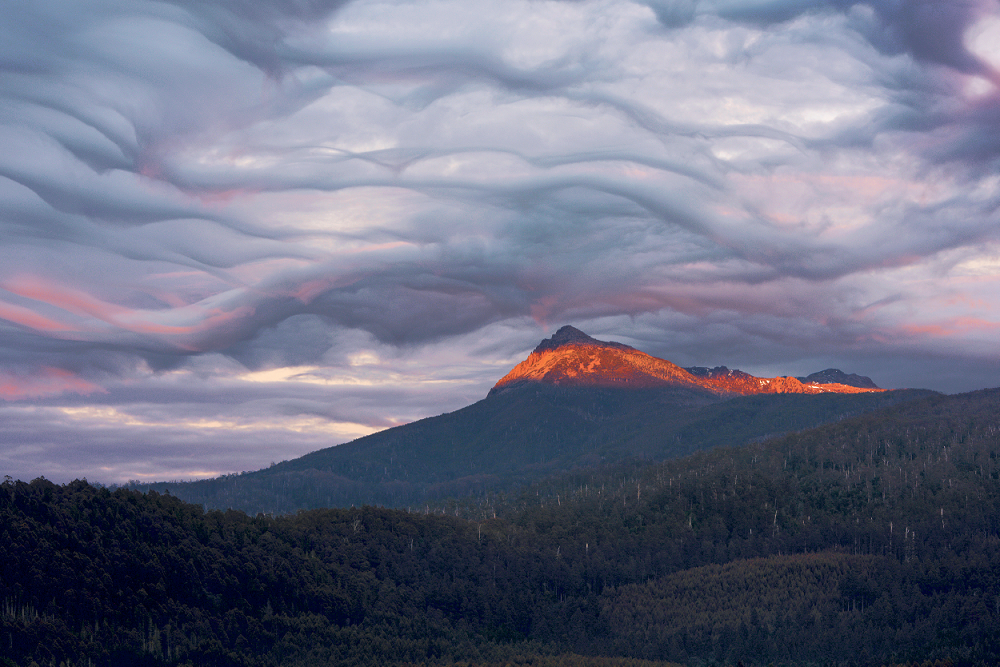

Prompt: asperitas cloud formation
[1,0,999,483]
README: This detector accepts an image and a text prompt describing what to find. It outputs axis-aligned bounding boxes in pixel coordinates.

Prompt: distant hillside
[6,387,1000,666]
[796,368,879,389]
[136,386,932,514]
[460,386,1000,663]
[136,327,916,513]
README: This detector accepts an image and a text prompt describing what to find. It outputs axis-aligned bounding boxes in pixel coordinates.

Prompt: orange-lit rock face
[492,326,884,397]
[698,373,882,396]
[493,343,701,390]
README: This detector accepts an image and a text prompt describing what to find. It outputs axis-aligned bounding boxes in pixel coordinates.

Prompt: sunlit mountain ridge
[132,326,920,514]
[492,325,883,396]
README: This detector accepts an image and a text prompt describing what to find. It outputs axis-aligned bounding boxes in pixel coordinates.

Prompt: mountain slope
[797,367,879,389]
[140,384,931,513]
[135,326,914,513]
[492,326,883,397]
[466,387,1000,664]
[9,388,1000,667]
[490,326,699,393]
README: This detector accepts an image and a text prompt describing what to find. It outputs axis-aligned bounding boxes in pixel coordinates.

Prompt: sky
[2,0,1000,485]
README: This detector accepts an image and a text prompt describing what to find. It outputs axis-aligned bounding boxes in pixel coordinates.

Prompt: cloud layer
[2,0,1000,483]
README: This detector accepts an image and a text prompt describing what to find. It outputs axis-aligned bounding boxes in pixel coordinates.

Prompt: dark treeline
[4,389,1000,666]
[1,479,682,667]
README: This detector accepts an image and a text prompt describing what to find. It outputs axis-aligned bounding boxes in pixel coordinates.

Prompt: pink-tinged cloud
[0,301,78,333]
[2,275,255,346]
[530,296,559,327]
[292,276,360,304]
[117,305,256,336]
[900,317,1000,338]
[2,276,132,323]
[0,367,106,401]
[733,173,908,204]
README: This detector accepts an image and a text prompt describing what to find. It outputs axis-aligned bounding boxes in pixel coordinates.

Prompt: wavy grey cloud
[2,0,999,482]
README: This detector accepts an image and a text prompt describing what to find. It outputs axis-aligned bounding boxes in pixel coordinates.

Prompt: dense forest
[4,388,1000,666]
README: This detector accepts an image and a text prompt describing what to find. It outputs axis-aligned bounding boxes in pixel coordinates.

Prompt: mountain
[489,326,699,394]
[797,367,879,389]
[9,388,1000,667]
[136,327,925,514]
[492,325,882,396]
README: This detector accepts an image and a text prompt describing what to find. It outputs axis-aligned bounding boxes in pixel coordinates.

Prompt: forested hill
[132,386,933,514]
[5,388,1000,666]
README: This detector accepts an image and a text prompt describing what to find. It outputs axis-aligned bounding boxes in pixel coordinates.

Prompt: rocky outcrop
[797,368,879,389]
[491,326,884,397]
[490,326,699,394]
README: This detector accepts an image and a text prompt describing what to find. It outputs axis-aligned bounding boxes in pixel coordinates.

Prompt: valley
[4,328,998,666]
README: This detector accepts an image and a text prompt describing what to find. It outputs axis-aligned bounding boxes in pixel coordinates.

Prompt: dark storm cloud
[160,0,355,74]
[645,0,699,28]
[641,0,1000,167]
[691,0,995,76]
[704,1,1000,167]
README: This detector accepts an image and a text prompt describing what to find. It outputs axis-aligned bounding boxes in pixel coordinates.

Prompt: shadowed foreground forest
[4,389,1000,666]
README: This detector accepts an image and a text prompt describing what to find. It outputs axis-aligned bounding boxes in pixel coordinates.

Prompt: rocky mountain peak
[797,368,879,389]
[492,326,885,398]
[532,325,634,355]
[684,366,754,381]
